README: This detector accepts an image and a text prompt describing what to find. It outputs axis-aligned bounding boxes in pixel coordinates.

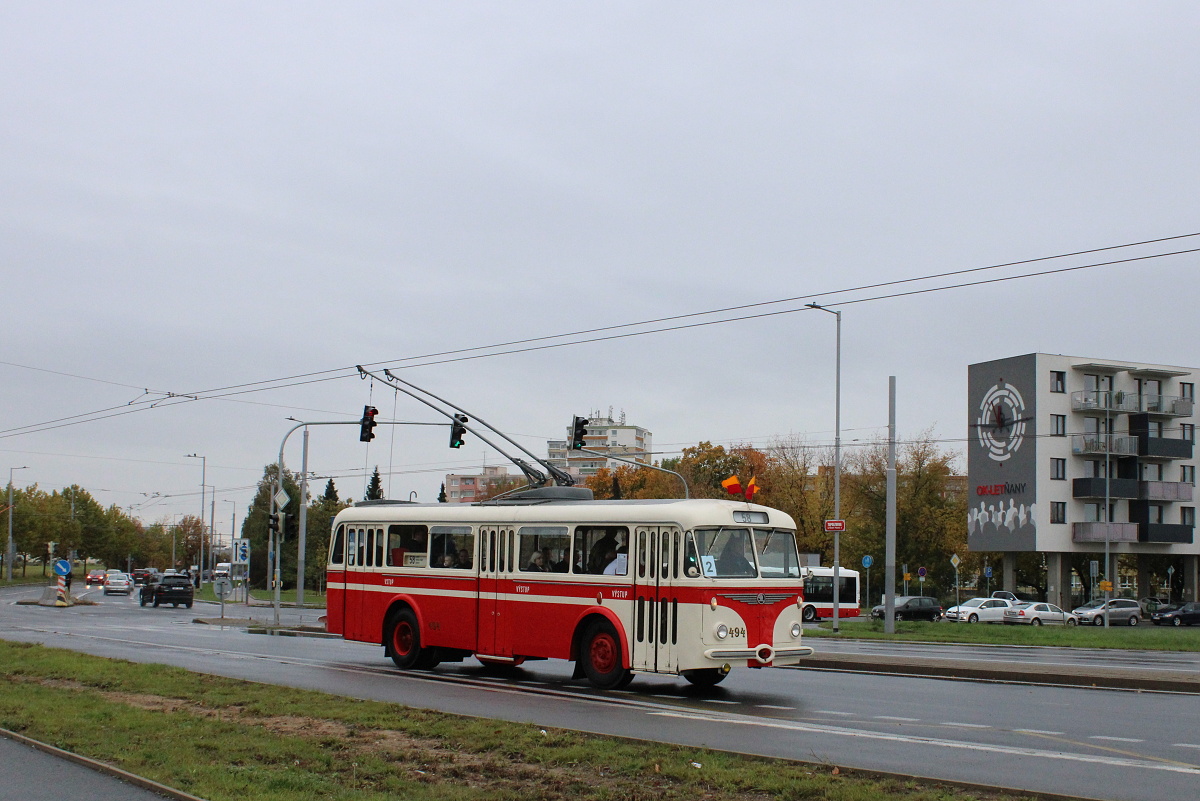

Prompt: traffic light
[359,405,378,442]
[571,416,588,450]
[449,414,468,449]
[267,513,279,534]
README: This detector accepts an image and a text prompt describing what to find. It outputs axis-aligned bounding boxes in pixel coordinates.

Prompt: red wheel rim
[393,621,414,656]
[589,632,617,674]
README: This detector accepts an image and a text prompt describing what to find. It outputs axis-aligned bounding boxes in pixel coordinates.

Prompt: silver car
[103,573,134,596]
[1003,602,1078,626]
[944,597,1015,623]
[1071,598,1141,626]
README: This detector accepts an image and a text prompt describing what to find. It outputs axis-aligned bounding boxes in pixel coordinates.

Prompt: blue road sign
[984,566,993,578]
[917,566,928,578]
[861,555,873,569]
[53,559,71,576]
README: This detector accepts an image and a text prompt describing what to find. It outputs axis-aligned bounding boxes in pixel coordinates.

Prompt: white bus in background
[800,566,861,622]
[214,562,232,578]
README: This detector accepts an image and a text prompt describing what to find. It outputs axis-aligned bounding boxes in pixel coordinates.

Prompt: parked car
[1002,601,1077,626]
[1151,602,1200,627]
[103,573,134,595]
[870,596,943,621]
[943,597,1016,623]
[1071,598,1142,626]
[140,574,195,608]
[1138,596,1170,614]
[85,570,107,586]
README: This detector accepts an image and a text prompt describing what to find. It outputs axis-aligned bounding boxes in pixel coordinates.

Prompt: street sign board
[1099,580,1114,592]
[53,559,71,576]
[917,567,927,578]
[984,566,993,578]
[824,520,846,532]
[903,573,912,581]
[273,489,290,510]
[1090,560,1099,578]
[213,578,233,600]
[861,555,873,569]
[232,538,250,565]
[950,553,961,569]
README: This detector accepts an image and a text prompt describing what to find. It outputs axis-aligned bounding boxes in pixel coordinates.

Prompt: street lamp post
[807,303,843,632]
[6,466,30,581]
[185,454,206,586]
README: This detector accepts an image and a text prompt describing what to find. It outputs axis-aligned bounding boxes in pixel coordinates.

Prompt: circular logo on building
[975,381,1028,462]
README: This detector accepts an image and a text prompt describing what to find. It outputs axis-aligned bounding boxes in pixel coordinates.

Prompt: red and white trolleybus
[326,487,814,689]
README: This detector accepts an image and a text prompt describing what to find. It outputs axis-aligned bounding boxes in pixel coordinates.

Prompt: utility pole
[297,428,309,607]
[6,467,29,581]
[185,454,206,586]
[885,377,897,634]
[807,303,843,632]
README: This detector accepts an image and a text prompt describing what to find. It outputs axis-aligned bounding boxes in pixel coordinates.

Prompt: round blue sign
[861,555,873,569]
[918,566,928,578]
[53,559,71,576]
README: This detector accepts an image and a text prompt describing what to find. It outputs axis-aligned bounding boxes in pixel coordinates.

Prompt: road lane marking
[941,722,990,728]
[1090,736,1143,743]
[699,699,740,704]
[873,715,919,722]
[1173,744,1200,749]
[756,704,797,711]
[648,710,1200,776]
[811,709,851,715]
[1015,729,1064,735]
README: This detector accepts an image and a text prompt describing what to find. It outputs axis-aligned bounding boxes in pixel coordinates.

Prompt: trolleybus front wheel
[386,608,440,670]
[682,668,728,688]
[580,620,631,690]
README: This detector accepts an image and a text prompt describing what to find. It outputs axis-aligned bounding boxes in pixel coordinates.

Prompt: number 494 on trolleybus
[326,487,814,689]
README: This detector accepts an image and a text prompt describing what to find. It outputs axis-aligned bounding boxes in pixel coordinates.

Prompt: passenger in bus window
[526,553,547,571]
[603,546,628,576]
[588,531,618,573]
[458,548,472,568]
[440,554,456,568]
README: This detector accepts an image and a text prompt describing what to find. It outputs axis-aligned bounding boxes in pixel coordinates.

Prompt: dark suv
[870,596,943,622]
[140,574,195,608]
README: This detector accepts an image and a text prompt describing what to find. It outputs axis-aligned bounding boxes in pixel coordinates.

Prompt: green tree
[321,479,339,505]
[364,467,384,501]
[437,482,447,503]
[245,464,301,589]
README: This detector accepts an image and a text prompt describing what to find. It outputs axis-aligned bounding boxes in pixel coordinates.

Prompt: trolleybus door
[632,525,679,674]
[476,527,515,657]
[344,525,367,641]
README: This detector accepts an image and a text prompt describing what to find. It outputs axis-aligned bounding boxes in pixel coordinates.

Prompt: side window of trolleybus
[330,525,345,565]
[346,528,356,566]
[518,526,570,572]
[753,528,801,579]
[573,526,630,575]
[386,525,429,568]
[430,526,474,569]
[693,528,758,578]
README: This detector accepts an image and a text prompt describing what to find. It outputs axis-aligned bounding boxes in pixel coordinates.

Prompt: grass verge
[0,640,1053,801]
[805,619,1200,651]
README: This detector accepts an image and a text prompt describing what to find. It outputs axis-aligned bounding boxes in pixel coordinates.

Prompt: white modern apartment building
[547,413,653,479]
[968,354,1198,606]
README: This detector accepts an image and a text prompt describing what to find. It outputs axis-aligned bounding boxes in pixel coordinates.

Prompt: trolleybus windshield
[753,528,802,579]
[691,527,759,578]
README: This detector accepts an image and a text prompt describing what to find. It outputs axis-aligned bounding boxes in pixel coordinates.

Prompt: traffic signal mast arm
[363,366,575,488]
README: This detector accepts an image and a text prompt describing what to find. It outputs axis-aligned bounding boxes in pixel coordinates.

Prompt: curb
[793,654,1200,694]
[0,728,208,801]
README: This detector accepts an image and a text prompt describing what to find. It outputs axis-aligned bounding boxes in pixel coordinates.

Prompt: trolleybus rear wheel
[580,620,630,690]
[386,608,439,670]
[682,668,728,688]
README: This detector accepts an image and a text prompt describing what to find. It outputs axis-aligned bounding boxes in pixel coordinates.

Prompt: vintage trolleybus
[326,487,814,689]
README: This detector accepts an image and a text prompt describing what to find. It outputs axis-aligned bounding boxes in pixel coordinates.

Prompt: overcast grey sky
[3,2,1198,537]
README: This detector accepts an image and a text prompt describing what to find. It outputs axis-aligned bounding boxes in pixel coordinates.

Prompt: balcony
[1138,436,1194,460]
[1072,522,1138,543]
[1071,390,1140,414]
[1072,478,1138,499]
[1138,524,1194,544]
[1141,394,1195,417]
[1070,434,1138,457]
[1140,481,1194,502]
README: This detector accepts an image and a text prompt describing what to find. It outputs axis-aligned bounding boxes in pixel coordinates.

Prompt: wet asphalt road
[3,585,1199,801]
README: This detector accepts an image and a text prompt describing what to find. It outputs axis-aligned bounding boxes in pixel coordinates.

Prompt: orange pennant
[744,476,759,500]
[721,475,742,495]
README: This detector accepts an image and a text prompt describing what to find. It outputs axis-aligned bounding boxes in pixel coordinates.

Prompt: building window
[1050,371,1066,393]
[1148,420,1164,438]
[1183,507,1196,527]
[1149,505,1165,524]
[1142,462,1164,481]
[1181,382,1195,400]
[1050,502,1066,524]
[1051,415,1067,436]
[1182,465,1196,485]
[1182,424,1195,443]
[1051,458,1066,480]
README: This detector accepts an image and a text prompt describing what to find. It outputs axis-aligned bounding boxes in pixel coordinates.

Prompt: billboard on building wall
[968,355,1038,551]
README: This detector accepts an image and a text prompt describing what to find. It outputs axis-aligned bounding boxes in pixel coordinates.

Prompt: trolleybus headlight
[715,623,729,640]
[790,622,802,638]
